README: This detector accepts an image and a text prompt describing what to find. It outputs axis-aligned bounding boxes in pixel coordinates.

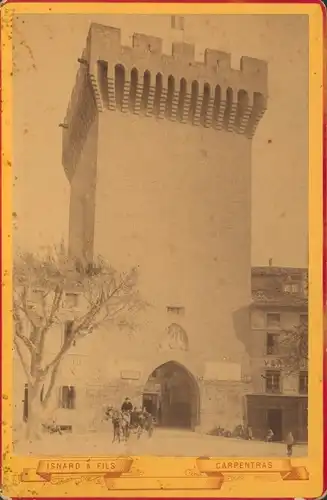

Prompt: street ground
[14,428,308,457]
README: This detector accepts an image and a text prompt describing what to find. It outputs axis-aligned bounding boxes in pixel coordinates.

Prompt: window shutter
[72,386,76,409]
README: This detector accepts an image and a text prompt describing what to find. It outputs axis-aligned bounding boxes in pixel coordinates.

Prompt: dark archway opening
[188,80,199,123]
[143,361,200,430]
[141,70,151,112]
[153,73,163,116]
[97,60,109,108]
[115,64,125,110]
[235,89,248,129]
[200,83,210,126]
[223,86,233,128]
[177,78,187,121]
[129,67,138,112]
[212,84,221,124]
[165,75,175,118]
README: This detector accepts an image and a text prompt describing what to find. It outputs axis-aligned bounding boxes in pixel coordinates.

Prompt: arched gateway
[142,361,200,430]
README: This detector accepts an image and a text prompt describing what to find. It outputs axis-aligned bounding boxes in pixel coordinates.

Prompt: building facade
[246,266,308,442]
[13,266,309,441]
[14,18,268,436]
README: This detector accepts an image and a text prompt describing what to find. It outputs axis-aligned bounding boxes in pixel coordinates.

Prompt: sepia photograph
[10,10,310,462]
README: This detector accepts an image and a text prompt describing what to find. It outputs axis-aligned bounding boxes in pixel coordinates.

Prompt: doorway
[142,393,159,422]
[267,409,282,441]
[143,361,200,430]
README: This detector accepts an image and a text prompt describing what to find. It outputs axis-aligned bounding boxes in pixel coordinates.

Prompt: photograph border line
[0,1,325,499]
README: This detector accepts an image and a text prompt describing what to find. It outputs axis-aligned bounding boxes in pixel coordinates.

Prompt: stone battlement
[64,23,268,134]
[87,22,268,94]
[62,23,268,179]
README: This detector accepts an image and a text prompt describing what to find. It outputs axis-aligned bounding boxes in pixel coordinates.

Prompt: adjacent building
[246,265,308,442]
[13,265,308,442]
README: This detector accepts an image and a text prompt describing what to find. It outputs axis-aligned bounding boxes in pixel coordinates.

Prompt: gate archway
[143,361,200,430]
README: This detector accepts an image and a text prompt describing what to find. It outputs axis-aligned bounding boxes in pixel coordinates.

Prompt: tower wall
[94,111,251,356]
[62,23,268,433]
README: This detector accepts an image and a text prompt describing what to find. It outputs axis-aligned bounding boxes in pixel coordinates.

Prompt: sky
[12,13,308,267]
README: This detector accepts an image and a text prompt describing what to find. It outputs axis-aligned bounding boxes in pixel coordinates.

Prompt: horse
[104,406,154,443]
[120,410,131,441]
[130,410,154,439]
[105,407,125,443]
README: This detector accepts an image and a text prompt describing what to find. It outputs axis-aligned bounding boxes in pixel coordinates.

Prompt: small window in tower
[171,15,185,30]
[167,306,185,316]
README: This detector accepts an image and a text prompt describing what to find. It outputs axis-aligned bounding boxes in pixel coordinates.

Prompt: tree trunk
[25,381,46,441]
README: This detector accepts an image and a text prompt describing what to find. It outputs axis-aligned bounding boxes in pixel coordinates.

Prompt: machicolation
[62,23,268,179]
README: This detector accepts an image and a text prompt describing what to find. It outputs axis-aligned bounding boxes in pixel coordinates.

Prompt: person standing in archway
[158,402,162,426]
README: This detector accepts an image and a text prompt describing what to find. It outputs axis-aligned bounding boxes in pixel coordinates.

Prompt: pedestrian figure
[121,397,133,412]
[285,431,294,457]
[266,428,274,442]
[247,426,253,440]
[143,409,154,438]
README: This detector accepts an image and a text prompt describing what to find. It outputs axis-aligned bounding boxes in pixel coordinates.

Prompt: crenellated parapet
[83,23,268,137]
[62,23,268,179]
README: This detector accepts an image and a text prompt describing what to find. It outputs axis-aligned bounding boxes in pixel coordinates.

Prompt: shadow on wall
[232,305,251,354]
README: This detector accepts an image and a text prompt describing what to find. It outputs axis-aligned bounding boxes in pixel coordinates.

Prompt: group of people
[122,397,154,433]
[106,397,154,443]
[215,424,295,456]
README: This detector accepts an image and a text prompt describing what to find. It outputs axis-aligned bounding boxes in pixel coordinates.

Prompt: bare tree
[278,319,308,374]
[13,245,144,440]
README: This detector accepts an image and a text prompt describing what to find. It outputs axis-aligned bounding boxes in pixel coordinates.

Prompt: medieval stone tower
[62,22,268,433]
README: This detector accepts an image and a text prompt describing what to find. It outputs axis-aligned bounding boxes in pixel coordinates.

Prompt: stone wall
[57,22,269,434]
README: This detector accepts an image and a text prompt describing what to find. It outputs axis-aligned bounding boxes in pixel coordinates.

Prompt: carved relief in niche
[159,323,189,351]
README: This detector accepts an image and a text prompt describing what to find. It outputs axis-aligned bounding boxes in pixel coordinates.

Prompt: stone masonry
[58,22,268,434]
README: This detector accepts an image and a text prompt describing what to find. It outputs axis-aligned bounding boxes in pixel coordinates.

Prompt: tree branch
[91,301,138,332]
[41,278,130,375]
[13,249,143,400]
[18,287,38,329]
[14,328,36,353]
[39,287,63,356]
[46,287,63,328]
[41,360,61,408]
[14,337,33,385]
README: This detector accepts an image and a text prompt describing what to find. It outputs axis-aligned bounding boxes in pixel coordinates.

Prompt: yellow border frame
[0,3,324,498]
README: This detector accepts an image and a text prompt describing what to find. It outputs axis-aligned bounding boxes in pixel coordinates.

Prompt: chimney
[269,258,273,267]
